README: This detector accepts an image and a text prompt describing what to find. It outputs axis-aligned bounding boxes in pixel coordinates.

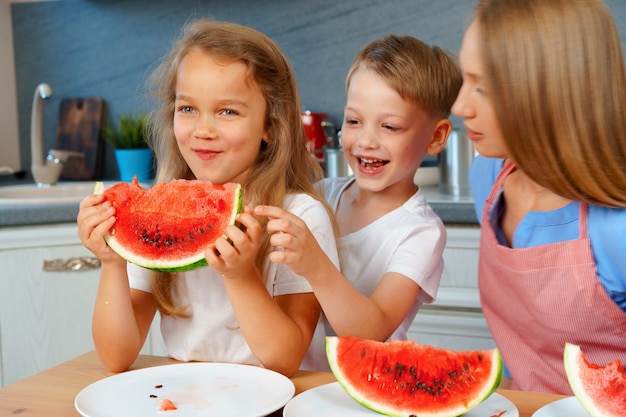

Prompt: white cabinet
[408,226,495,350]
[0,223,166,387]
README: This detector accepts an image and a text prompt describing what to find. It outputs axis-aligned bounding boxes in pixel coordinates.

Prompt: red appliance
[302,111,334,162]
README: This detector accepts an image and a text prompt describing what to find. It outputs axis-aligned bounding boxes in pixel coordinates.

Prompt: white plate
[75,362,295,417]
[532,396,591,417]
[283,382,519,417]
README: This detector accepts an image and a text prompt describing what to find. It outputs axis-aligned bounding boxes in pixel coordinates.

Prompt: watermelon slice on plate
[326,336,502,417]
[564,342,626,417]
[95,178,242,272]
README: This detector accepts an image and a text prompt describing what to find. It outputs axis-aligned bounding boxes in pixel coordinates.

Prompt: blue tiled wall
[11,0,626,180]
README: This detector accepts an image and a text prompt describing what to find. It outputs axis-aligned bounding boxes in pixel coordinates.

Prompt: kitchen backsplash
[11,0,626,180]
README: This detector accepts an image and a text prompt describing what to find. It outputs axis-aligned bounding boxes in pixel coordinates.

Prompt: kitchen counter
[0,203,81,227]
[421,186,477,224]
[0,186,478,227]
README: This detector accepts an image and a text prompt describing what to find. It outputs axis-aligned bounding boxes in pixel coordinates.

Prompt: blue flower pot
[114,148,153,182]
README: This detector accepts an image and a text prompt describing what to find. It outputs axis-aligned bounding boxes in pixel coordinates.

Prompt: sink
[0,181,119,206]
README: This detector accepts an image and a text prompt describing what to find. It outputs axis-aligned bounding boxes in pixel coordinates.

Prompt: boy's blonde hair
[146,19,327,316]
[346,34,463,120]
[475,0,626,206]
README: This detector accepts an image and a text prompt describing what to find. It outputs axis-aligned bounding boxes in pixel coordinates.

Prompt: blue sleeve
[468,156,504,224]
[503,362,511,379]
[589,206,626,311]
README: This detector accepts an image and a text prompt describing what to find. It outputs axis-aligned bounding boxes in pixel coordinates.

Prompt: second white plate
[283,382,519,417]
[532,396,591,417]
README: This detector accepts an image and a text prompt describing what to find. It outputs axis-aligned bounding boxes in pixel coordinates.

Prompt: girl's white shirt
[128,193,339,366]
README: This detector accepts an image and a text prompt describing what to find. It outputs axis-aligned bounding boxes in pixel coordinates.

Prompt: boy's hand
[253,205,325,278]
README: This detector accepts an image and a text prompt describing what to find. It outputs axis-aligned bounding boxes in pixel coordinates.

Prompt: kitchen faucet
[30,83,84,187]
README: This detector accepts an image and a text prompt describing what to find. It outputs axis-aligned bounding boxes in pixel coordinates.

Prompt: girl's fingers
[92,215,116,238]
[77,201,116,244]
[78,193,104,210]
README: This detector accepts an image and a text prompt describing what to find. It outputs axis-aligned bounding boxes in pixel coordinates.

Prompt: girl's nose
[194,115,216,139]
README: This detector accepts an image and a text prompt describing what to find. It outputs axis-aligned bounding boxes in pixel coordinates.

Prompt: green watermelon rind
[93,181,105,195]
[326,336,503,417]
[564,342,625,417]
[94,181,243,273]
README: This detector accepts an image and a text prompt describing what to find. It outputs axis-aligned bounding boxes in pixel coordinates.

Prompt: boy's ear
[426,119,453,155]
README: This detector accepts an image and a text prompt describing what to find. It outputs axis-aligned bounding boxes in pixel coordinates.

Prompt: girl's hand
[76,194,124,265]
[253,205,325,278]
[206,206,262,279]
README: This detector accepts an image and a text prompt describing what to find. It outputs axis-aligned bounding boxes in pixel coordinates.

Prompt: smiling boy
[255,34,462,371]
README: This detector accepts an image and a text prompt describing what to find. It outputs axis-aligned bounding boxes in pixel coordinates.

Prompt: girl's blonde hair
[146,18,327,316]
[475,0,626,206]
[346,34,463,120]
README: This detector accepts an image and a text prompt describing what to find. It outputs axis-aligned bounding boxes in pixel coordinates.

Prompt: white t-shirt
[301,176,446,371]
[128,193,339,366]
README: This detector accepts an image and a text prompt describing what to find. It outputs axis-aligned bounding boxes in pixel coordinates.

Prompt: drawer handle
[43,257,101,272]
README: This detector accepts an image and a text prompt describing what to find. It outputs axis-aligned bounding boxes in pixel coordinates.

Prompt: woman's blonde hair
[145,18,327,316]
[475,0,626,206]
[346,34,463,120]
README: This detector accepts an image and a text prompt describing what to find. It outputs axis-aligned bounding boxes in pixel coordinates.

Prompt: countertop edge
[0,187,478,227]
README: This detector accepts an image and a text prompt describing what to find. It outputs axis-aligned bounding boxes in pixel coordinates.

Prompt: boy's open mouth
[359,157,388,169]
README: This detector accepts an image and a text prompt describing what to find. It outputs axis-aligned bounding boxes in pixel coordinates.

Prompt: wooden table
[0,350,566,417]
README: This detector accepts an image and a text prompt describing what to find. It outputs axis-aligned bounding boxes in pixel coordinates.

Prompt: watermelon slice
[564,342,626,417]
[326,336,502,417]
[95,178,242,272]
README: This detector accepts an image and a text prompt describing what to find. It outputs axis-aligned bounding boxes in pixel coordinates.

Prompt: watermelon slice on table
[95,178,242,272]
[564,342,626,417]
[326,336,502,417]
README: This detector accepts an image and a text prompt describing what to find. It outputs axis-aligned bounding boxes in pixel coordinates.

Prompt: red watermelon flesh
[326,336,502,417]
[97,178,242,272]
[564,343,626,417]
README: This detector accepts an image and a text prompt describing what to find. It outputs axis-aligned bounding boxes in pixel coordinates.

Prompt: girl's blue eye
[220,108,240,117]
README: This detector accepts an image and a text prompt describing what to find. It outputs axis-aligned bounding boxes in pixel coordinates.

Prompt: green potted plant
[104,114,153,181]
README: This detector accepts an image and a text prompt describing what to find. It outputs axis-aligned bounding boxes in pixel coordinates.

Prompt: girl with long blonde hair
[78,18,338,377]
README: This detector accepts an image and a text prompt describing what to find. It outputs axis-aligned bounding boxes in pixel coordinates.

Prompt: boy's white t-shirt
[301,176,445,371]
[128,193,339,366]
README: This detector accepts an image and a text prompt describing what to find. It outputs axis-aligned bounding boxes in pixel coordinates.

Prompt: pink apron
[479,161,626,394]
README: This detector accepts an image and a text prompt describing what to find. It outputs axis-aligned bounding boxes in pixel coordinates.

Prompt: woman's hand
[206,206,262,279]
[76,194,125,266]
